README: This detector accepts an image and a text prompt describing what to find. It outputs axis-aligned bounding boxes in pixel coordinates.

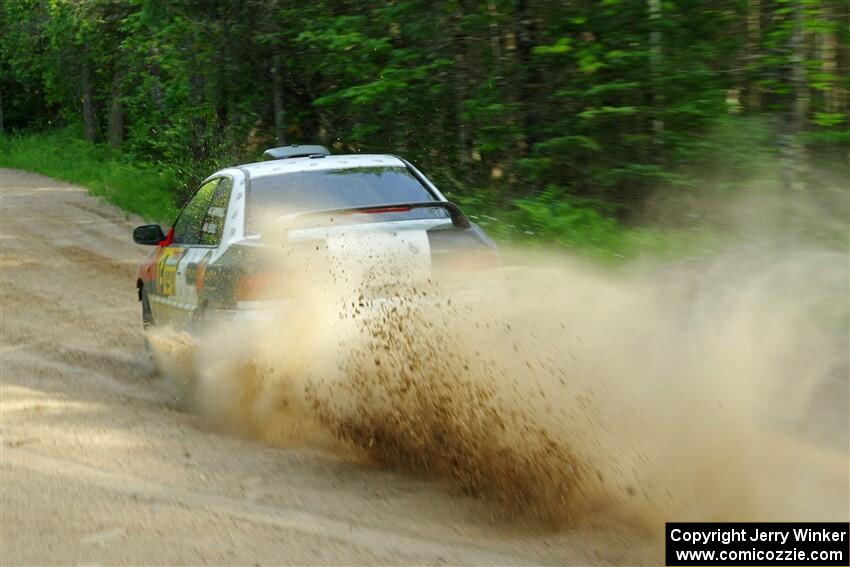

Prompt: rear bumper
[209,284,502,324]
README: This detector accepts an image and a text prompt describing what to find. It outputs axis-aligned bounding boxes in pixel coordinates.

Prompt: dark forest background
[1,0,847,255]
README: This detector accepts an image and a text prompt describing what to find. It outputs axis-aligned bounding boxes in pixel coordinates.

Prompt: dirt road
[4,169,849,565]
[1,170,660,565]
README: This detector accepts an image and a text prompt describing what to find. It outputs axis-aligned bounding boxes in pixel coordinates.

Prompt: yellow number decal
[156,247,184,297]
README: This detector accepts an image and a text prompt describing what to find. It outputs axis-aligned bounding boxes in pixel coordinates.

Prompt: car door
[150,178,220,327]
[175,176,234,318]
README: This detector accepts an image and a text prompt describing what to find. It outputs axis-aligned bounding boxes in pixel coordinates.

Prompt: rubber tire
[141,286,154,330]
[188,302,207,336]
[140,286,159,375]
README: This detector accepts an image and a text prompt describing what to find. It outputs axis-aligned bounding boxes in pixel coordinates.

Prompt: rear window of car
[246,166,444,233]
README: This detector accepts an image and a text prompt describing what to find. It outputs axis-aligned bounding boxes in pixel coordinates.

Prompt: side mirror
[133,224,166,245]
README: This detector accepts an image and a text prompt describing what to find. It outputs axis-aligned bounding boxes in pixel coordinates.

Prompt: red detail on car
[159,227,174,247]
[344,206,412,215]
[137,247,159,284]
[195,261,207,292]
[137,227,173,285]
[235,273,275,301]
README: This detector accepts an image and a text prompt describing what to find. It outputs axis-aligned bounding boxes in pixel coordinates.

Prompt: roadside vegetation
[0,0,846,259]
[1,127,724,261]
[0,129,178,222]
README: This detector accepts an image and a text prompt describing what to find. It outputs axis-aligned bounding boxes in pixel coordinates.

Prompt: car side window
[172,179,220,245]
[200,177,233,246]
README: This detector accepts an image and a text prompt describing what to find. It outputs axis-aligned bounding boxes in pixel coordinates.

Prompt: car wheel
[189,301,207,336]
[141,285,154,330]
[140,286,160,376]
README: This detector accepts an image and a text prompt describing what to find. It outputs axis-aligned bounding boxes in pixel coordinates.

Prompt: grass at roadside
[0,129,178,223]
[449,189,721,262]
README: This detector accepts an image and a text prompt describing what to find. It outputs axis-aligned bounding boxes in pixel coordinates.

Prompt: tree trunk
[453,6,469,165]
[648,0,664,160]
[834,0,850,118]
[187,44,205,163]
[271,53,286,145]
[746,0,762,109]
[835,0,850,169]
[789,0,809,191]
[819,2,838,113]
[778,0,810,216]
[487,1,502,61]
[513,0,534,154]
[107,71,123,149]
[81,59,97,143]
[149,49,165,113]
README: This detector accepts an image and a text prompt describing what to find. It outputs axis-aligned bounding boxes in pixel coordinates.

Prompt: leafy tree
[1,0,846,224]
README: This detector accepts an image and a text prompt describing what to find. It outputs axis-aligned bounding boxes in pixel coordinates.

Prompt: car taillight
[195,262,207,292]
[234,272,276,301]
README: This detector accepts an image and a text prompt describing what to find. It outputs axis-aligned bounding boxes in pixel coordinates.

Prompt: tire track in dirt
[4,449,537,564]
[0,169,657,565]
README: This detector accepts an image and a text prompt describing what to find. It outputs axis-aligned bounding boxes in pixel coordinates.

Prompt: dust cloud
[147,205,849,528]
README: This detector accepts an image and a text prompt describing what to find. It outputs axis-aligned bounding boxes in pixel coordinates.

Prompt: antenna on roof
[262,145,331,161]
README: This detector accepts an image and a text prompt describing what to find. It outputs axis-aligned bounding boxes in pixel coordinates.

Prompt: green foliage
[0,0,847,257]
[450,188,719,262]
[0,129,178,222]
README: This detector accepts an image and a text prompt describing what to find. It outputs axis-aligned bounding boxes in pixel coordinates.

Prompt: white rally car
[133,145,498,331]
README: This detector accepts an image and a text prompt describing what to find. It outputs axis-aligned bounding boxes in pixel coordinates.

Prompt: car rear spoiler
[290,201,471,229]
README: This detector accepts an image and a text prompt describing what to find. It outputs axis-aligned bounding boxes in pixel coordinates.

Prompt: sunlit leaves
[532,37,572,56]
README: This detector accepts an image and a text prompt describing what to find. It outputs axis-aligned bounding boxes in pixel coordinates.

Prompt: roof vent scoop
[263,145,331,161]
